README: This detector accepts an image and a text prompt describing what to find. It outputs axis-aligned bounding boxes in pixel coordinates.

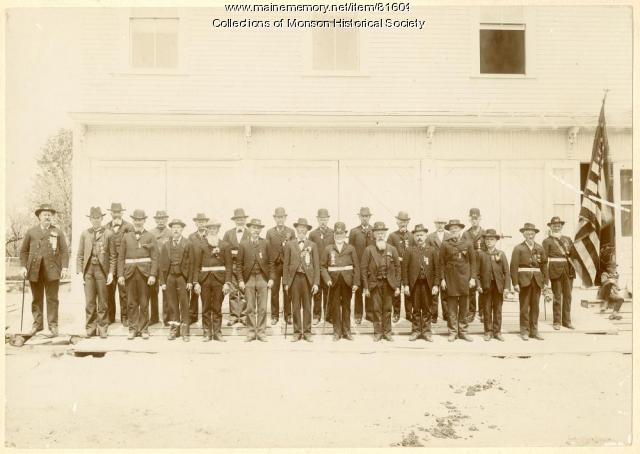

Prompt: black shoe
[313,317,321,326]
[257,335,268,342]
[532,334,544,341]
[423,334,433,342]
[344,333,354,341]
[520,333,529,341]
[245,336,256,342]
[355,318,362,325]
[128,332,135,340]
[448,334,456,342]
[459,334,473,342]
[226,320,236,327]
[303,334,313,342]
[332,335,340,342]
[431,317,438,324]
[563,323,575,330]
[141,332,150,340]
[409,333,420,342]
[553,324,561,330]
[494,333,505,342]
[392,314,400,323]
[383,334,394,342]
[373,335,382,342]
[291,335,301,342]
[286,316,293,325]
[213,334,226,342]
[99,333,108,339]
[271,318,278,325]
[483,333,492,341]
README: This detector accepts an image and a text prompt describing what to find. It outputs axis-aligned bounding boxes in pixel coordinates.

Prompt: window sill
[470,73,536,80]
[301,71,369,78]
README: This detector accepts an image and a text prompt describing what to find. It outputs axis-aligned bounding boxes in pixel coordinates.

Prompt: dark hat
[205,218,221,228]
[87,206,105,218]
[35,203,56,217]
[372,221,388,232]
[130,209,147,220]
[247,218,265,229]
[107,202,125,212]
[293,218,313,230]
[412,223,428,234]
[168,218,186,228]
[192,213,210,222]
[547,216,566,227]
[231,208,249,220]
[445,219,465,230]
[333,222,347,234]
[317,208,330,218]
[395,211,411,221]
[154,210,169,219]
[358,207,373,216]
[482,228,501,240]
[273,207,287,217]
[519,222,540,234]
[433,217,447,224]
[469,208,481,219]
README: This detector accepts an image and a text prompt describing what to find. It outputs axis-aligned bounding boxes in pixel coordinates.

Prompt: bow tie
[237,229,243,234]
[135,231,143,235]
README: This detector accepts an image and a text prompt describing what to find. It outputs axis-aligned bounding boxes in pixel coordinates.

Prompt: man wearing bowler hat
[510,223,549,341]
[349,207,376,324]
[309,208,335,325]
[462,208,486,324]
[321,222,359,341]
[426,218,451,323]
[361,221,401,342]
[542,216,576,330]
[105,202,132,326]
[76,207,116,338]
[223,208,251,326]
[188,213,210,325]
[266,207,295,325]
[117,209,158,339]
[20,203,69,336]
[388,210,415,323]
[402,224,440,342]
[284,218,320,342]
[440,219,476,342]
[150,210,172,326]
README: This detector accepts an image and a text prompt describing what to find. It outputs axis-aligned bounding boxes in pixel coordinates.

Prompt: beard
[551,231,562,238]
[206,235,218,245]
[375,240,386,250]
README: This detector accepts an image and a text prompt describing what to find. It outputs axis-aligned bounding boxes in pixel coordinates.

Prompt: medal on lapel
[423,256,429,266]
[330,250,336,266]
[49,231,58,253]
[259,251,263,260]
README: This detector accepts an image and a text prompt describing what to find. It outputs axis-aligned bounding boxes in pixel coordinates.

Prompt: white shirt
[437,230,445,243]
[236,228,245,244]
[335,242,345,253]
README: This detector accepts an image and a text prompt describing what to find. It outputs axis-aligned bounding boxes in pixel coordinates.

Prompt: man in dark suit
[284,218,320,342]
[402,224,440,342]
[361,222,401,342]
[476,229,511,341]
[237,218,274,342]
[104,202,132,326]
[321,222,359,341]
[349,207,375,324]
[265,207,295,325]
[462,208,486,324]
[117,209,158,340]
[426,218,450,323]
[542,216,576,330]
[510,223,549,341]
[387,210,415,323]
[192,219,233,342]
[20,203,69,337]
[187,213,209,325]
[309,208,334,325]
[159,219,193,341]
[149,210,172,325]
[76,206,116,338]
[223,208,251,326]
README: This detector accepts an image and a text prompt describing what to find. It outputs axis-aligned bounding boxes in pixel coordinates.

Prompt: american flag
[570,96,616,287]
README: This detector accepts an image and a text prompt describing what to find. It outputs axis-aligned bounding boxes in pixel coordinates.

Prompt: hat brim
[86,214,106,218]
[193,218,210,222]
[130,216,147,220]
[168,222,186,228]
[482,234,501,240]
[358,212,373,216]
[35,209,56,217]
[334,230,347,235]
[372,227,389,232]
[413,229,428,234]
[547,221,565,227]
[293,223,312,230]
[205,223,221,228]
[519,228,540,233]
[154,216,170,219]
[231,215,249,220]
[107,209,125,212]
[445,223,465,230]
[247,223,265,229]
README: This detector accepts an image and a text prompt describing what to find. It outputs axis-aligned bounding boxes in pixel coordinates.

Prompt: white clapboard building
[71,5,632,297]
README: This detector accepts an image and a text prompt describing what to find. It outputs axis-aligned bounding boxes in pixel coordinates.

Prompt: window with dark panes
[620,169,632,237]
[130,18,178,69]
[479,24,525,75]
[312,26,359,71]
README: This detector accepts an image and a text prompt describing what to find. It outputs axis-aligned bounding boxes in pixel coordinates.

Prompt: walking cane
[20,277,26,333]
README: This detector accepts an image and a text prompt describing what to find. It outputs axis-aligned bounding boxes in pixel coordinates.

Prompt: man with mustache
[309,208,335,325]
[387,210,415,323]
[348,207,376,324]
[265,207,295,326]
[104,202,132,326]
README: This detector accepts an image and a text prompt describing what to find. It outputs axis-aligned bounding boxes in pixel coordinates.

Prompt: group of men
[19,203,577,343]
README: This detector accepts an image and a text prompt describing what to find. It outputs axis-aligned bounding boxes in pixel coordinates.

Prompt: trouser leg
[457,294,468,335]
[372,287,382,335]
[245,275,257,338]
[84,268,98,335]
[161,287,170,325]
[167,274,180,336]
[117,280,128,322]
[492,284,503,334]
[228,265,246,323]
[301,278,312,335]
[354,287,364,320]
[149,282,159,324]
[404,292,413,322]
[44,279,60,332]
[200,278,213,337]
[529,281,541,336]
[422,284,433,335]
[440,288,449,321]
[411,282,422,334]
[173,275,189,336]
[446,296,459,335]
[94,267,109,336]
[107,280,117,323]
[271,263,283,319]
[519,284,531,335]
[189,285,199,324]
[562,275,573,326]
[382,284,393,336]
[392,291,401,318]
[126,274,139,334]
[256,275,268,336]
[551,278,562,325]
[212,282,223,336]
[331,280,347,337]
[312,281,323,320]
[468,287,477,316]
[483,286,493,335]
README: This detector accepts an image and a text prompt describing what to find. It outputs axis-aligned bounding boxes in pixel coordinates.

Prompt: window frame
[129,17,180,72]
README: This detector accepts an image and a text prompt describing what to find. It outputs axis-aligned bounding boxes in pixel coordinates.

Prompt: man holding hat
[159,219,193,341]
[402,224,440,342]
[76,207,116,338]
[440,219,476,342]
[105,202,132,326]
[361,222,401,342]
[349,207,376,324]
[284,218,320,342]
[510,223,549,341]
[188,213,210,325]
[150,210,172,326]
[266,207,295,325]
[20,203,69,336]
[462,208,486,324]
[117,209,158,340]
[237,218,275,342]
[321,221,359,341]
[542,216,576,330]
[426,218,451,323]
[476,229,511,341]
[387,210,415,323]
[223,208,251,326]
[309,208,335,325]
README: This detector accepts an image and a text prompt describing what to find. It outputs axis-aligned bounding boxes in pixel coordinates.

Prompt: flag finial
[603,88,610,104]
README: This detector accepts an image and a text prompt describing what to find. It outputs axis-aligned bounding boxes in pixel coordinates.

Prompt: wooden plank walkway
[581,298,633,333]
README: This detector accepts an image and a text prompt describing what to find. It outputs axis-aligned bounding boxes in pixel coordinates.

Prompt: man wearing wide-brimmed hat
[361,222,401,342]
[349,207,376,324]
[159,219,193,341]
[284,218,320,342]
[510,223,549,341]
[187,213,210,325]
[309,208,335,325]
[388,210,416,323]
[426,217,451,323]
[462,208,487,324]
[476,229,511,341]
[542,216,576,330]
[117,209,158,340]
[150,210,172,326]
[440,219,476,342]
[20,203,69,336]
[223,208,251,326]
[265,207,295,325]
[105,202,132,326]
[76,206,116,338]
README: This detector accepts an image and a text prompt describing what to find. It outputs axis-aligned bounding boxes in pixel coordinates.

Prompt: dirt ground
[4,335,632,449]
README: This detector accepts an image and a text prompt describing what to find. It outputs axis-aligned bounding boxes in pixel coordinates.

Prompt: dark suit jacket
[283,238,320,287]
[236,238,274,282]
[462,226,486,252]
[223,227,251,262]
[266,225,295,265]
[401,245,441,290]
[320,242,360,288]
[426,230,452,252]
[158,237,193,286]
[475,249,511,293]
[387,229,415,263]
[348,225,375,260]
[104,220,133,257]
[439,237,477,296]
[191,238,233,285]
[76,227,116,277]
[542,235,576,280]
[309,226,335,260]
[117,230,158,280]
[20,224,70,282]
[361,244,401,291]
[510,242,548,288]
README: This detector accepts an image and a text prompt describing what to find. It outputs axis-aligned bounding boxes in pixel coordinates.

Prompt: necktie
[238,229,243,234]
[173,240,178,247]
